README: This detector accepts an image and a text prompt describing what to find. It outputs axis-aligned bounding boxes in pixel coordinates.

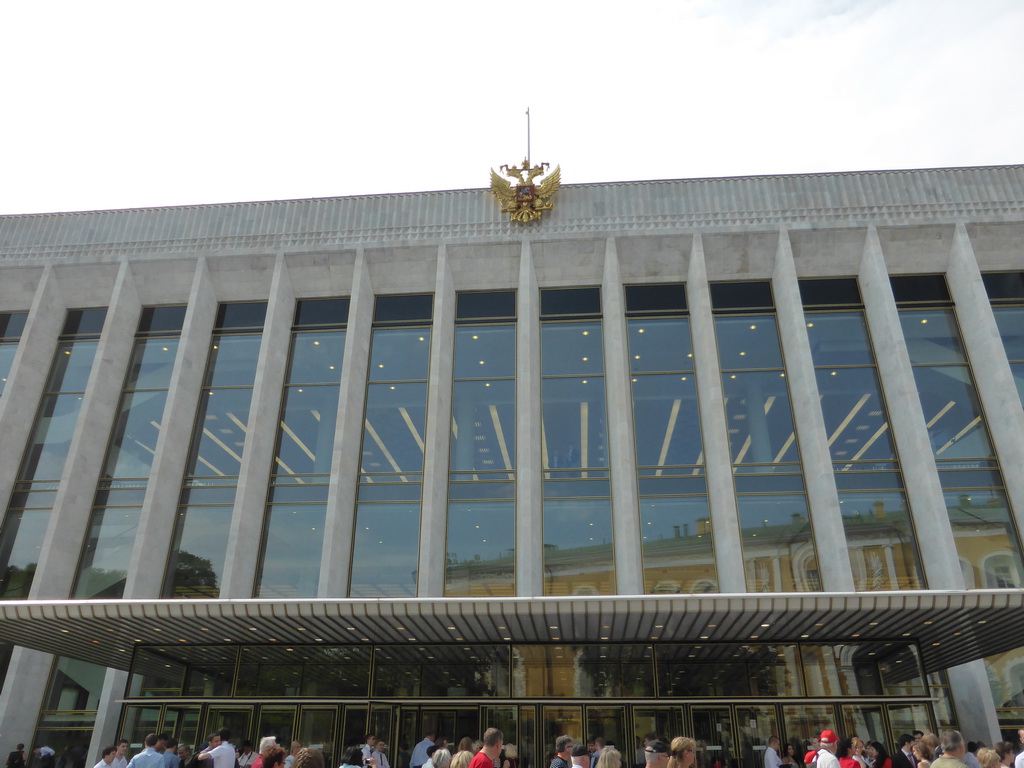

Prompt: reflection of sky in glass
[445,500,515,597]
[450,380,515,472]
[631,374,702,467]
[627,318,694,373]
[47,340,99,392]
[454,325,514,379]
[898,309,967,365]
[126,337,180,389]
[721,372,799,464]
[362,383,427,474]
[992,306,1024,361]
[910,365,993,459]
[640,496,717,594]
[543,498,614,595]
[814,367,895,463]
[74,506,141,598]
[185,388,254,477]
[258,503,327,597]
[541,322,603,376]
[0,343,18,395]
[542,378,608,470]
[286,330,345,385]
[166,505,233,597]
[350,502,421,597]
[715,315,783,370]
[21,393,92,482]
[369,328,431,381]
[103,390,169,478]
[204,335,263,387]
[804,311,874,367]
[274,385,340,475]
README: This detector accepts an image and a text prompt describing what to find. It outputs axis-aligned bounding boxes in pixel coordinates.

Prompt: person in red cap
[817,732,841,768]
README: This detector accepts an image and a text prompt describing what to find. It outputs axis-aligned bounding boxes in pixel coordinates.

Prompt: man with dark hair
[93,747,118,768]
[361,737,378,762]
[893,736,916,768]
[163,740,179,768]
[198,731,234,768]
[112,743,129,768]
[588,739,605,768]
[552,738,574,768]
[469,730,503,768]
[128,736,164,768]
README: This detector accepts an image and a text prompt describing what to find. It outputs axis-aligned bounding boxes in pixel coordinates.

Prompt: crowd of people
[763,728,1024,768]
[10,724,1024,768]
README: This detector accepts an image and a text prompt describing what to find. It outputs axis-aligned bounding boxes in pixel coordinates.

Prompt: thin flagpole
[526,107,531,165]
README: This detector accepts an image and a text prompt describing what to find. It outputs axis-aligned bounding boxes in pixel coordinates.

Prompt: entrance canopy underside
[1,590,1020,674]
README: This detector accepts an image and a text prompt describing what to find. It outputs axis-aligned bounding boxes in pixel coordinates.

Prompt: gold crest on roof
[490,159,561,223]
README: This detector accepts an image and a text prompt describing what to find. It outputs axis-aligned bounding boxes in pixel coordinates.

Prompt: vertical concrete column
[946,224,1024,542]
[601,237,643,595]
[221,254,294,597]
[125,259,216,598]
[32,260,142,598]
[772,229,854,592]
[320,249,373,598]
[858,227,964,588]
[87,669,129,760]
[0,647,53,757]
[0,266,66,522]
[418,244,456,597]
[515,240,543,596]
[687,234,745,593]
[947,659,1001,744]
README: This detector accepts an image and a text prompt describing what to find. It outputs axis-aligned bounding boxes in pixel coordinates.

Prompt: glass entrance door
[692,708,736,768]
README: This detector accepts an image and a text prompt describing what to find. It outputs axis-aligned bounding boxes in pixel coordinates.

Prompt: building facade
[1,165,1024,768]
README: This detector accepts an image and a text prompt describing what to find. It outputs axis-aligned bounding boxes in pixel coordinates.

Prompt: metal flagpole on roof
[526,107,531,166]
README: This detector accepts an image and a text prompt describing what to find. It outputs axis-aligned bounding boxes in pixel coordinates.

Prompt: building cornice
[1,165,1023,264]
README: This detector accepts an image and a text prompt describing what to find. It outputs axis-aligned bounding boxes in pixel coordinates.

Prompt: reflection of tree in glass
[75,568,128,599]
[0,564,36,598]
[171,551,218,597]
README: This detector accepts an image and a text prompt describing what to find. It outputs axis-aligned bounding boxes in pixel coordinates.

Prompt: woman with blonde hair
[502,745,519,768]
[668,739,696,768]
[451,752,473,768]
[977,749,1001,768]
[434,751,452,768]
[596,749,622,768]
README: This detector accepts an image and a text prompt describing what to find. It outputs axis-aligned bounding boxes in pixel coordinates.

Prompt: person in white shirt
[111,742,130,768]
[373,743,391,768]
[765,739,783,768]
[94,747,118,768]
[817,731,840,768]
[238,742,257,768]
[1014,729,1024,768]
[198,731,235,768]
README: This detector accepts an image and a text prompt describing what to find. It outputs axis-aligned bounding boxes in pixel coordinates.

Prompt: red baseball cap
[819,731,839,745]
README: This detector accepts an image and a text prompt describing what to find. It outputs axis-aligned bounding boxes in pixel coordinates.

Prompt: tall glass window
[800,279,924,590]
[73,306,187,598]
[982,271,1024,409]
[0,309,107,598]
[540,288,614,596]
[0,312,28,397]
[445,291,516,597]
[625,284,716,594]
[350,294,432,597]
[163,302,267,598]
[256,298,349,598]
[710,282,819,593]
[892,275,1024,588]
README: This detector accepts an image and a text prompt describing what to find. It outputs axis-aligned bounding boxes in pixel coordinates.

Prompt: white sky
[2,0,1022,215]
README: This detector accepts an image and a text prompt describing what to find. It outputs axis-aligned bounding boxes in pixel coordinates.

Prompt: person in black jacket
[893,736,916,768]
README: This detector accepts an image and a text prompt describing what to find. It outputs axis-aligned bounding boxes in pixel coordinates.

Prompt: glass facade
[983,271,1024,409]
[892,276,1024,589]
[350,294,433,597]
[256,298,349,598]
[800,279,924,590]
[0,309,107,598]
[540,288,614,595]
[625,284,716,594]
[710,283,817,592]
[74,306,187,598]
[445,291,516,596]
[0,312,27,397]
[164,302,267,598]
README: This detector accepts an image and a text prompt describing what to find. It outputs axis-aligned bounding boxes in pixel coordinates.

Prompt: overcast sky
[2,0,1022,215]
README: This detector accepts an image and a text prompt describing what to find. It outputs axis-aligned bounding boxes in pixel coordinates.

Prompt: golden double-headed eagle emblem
[490,159,561,223]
